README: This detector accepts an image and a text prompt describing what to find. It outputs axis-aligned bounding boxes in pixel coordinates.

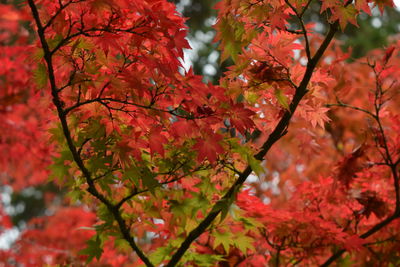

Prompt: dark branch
[166,21,340,267]
[321,42,400,267]
[26,1,154,266]
[285,0,311,60]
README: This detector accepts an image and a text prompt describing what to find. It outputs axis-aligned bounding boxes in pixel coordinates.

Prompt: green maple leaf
[213,229,233,252]
[334,5,358,30]
[79,235,103,263]
[234,234,255,254]
[33,62,48,88]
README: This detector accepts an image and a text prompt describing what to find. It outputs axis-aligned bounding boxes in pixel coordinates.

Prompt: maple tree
[1,0,399,266]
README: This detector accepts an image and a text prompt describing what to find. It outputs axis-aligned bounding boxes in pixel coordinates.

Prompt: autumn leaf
[336,145,368,188]
[149,126,168,157]
[229,103,256,134]
[356,191,388,218]
[374,0,395,14]
[2,0,400,266]
[332,5,359,30]
[193,132,224,163]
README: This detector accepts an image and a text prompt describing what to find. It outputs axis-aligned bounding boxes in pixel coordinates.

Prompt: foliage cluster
[0,0,399,266]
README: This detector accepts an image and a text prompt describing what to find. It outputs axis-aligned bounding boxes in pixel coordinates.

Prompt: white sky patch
[153,218,165,225]
[371,17,383,28]
[0,228,19,250]
[181,38,200,72]
[180,31,216,73]
[395,0,400,10]
[247,173,259,183]
[208,51,219,63]
[175,0,192,13]
[0,188,20,250]
[203,64,217,76]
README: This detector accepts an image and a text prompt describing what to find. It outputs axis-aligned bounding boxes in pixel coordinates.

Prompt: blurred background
[1,0,399,251]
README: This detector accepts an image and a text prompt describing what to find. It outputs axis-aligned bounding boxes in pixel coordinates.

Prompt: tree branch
[64,96,210,120]
[321,55,400,267]
[115,165,209,209]
[320,211,400,266]
[27,1,154,266]
[285,0,311,60]
[166,21,339,267]
[326,102,376,118]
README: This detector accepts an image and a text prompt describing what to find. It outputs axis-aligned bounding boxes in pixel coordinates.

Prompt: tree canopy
[0,0,399,266]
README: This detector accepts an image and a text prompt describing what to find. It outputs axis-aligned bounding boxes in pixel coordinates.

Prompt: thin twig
[166,20,340,267]
[27,1,154,265]
[285,0,311,60]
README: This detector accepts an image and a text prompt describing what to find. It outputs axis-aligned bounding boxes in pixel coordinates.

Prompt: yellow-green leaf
[275,88,290,111]
[33,62,48,88]
[247,154,264,176]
